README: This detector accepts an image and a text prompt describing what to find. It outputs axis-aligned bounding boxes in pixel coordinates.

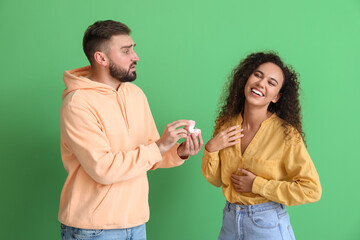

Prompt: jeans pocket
[251,209,280,229]
[72,228,104,239]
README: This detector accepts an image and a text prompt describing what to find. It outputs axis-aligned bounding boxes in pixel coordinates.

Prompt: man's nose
[132,51,140,61]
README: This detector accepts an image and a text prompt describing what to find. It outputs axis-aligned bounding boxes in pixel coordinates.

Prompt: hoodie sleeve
[150,143,186,169]
[61,99,163,185]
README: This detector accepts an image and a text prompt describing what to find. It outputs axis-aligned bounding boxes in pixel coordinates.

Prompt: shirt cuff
[252,176,268,195]
[203,149,220,159]
[203,149,220,168]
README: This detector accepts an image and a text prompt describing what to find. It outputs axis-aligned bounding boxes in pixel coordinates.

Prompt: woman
[202,52,321,240]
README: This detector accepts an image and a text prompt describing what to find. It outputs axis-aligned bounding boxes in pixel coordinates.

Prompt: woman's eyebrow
[270,77,278,84]
[256,70,278,84]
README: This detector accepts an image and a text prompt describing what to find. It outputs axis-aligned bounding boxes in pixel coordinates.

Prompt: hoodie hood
[62,65,130,129]
[62,66,118,99]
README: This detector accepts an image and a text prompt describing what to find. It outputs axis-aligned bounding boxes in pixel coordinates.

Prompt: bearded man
[58,20,203,240]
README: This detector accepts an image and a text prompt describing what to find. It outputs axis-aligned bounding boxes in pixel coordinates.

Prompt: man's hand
[156,120,189,154]
[231,169,256,193]
[177,132,204,159]
[205,125,243,152]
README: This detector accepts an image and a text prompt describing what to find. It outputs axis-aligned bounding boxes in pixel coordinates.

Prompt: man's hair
[83,20,131,64]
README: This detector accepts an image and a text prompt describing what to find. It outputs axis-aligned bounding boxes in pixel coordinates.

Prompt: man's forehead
[110,34,135,46]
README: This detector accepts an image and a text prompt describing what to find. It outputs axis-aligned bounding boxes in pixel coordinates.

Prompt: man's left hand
[177,133,203,159]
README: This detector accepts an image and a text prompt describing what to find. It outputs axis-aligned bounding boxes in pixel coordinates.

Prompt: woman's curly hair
[215,51,305,142]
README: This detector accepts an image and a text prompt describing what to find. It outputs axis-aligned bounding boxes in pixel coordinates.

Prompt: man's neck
[89,65,121,90]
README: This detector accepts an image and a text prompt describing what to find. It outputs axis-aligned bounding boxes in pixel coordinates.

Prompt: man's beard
[109,60,137,82]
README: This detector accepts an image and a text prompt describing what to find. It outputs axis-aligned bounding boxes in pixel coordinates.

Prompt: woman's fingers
[226,140,241,148]
[228,134,243,142]
[207,125,243,152]
[226,129,243,138]
[225,125,240,133]
[231,174,240,183]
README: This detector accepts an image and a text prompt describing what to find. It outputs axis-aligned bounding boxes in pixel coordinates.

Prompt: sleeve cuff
[159,143,186,167]
[203,149,220,159]
[202,149,220,169]
[171,143,187,162]
[252,176,268,195]
[148,142,164,165]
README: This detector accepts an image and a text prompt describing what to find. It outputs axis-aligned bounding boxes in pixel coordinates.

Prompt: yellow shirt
[202,113,322,206]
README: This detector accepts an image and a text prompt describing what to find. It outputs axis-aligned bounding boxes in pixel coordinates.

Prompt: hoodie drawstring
[116,90,130,131]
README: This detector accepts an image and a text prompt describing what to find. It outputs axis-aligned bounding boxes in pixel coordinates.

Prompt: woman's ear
[271,93,281,103]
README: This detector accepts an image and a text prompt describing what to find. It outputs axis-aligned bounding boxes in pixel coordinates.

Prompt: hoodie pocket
[92,184,113,216]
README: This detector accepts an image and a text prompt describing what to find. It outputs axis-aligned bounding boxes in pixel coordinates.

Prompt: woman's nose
[256,78,265,88]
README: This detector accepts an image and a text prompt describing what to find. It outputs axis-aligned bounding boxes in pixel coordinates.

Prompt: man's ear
[271,93,281,103]
[93,51,108,67]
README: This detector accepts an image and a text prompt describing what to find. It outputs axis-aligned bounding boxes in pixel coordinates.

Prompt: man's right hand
[156,120,189,154]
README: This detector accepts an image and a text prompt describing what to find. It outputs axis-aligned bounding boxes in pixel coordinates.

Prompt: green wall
[1,0,359,239]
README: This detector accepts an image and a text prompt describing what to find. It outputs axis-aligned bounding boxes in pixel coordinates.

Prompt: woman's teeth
[252,89,264,97]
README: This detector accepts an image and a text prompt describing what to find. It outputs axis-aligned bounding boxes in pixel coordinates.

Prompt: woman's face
[244,62,284,108]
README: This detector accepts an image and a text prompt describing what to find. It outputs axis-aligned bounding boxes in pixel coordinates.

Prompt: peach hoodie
[58,66,185,229]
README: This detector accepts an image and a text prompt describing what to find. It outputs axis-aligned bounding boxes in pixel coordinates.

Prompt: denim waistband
[226,201,285,213]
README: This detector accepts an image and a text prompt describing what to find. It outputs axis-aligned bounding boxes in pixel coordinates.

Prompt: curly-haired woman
[202,52,322,240]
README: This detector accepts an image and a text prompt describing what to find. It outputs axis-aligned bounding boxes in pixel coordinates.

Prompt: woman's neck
[242,103,271,131]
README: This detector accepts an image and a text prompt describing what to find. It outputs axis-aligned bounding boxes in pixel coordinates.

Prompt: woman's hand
[231,169,256,193]
[205,125,243,152]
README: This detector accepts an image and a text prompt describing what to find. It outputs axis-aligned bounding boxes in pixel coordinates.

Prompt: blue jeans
[61,223,146,240]
[218,201,295,240]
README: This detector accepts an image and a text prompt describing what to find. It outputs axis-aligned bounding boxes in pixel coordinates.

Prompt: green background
[1,0,359,239]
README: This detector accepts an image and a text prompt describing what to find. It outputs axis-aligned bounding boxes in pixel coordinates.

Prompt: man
[58,20,203,240]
